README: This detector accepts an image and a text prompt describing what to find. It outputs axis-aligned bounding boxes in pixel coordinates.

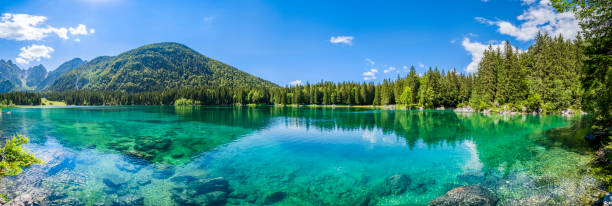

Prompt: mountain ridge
[48,42,278,92]
[0,42,277,93]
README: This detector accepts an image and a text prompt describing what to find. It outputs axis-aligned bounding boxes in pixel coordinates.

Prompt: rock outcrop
[377,174,411,196]
[428,185,498,206]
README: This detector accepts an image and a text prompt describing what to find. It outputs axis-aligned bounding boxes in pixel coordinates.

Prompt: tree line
[0,92,41,106]
[35,33,582,114]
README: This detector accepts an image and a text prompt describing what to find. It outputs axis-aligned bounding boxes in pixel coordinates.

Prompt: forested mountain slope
[37,58,85,90]
[48,42,278,92]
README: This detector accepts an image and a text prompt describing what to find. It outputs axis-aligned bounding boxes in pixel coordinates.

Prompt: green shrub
[542,102,557,114]
[173,98,201,106]
[0,133,43,176]
[526,94,542,112]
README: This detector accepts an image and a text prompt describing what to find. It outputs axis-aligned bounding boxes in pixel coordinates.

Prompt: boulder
[428,185,497,206]
[377,174,411,196]
[263,191,286,205]
[124,150,154,161]
[103,174,126,189]
[195,177,230,195]
[201,191,227,206]
[172,191,228,206]
[112,194,145,206]
[3,194,33,206]
[151,168,175,179]
[115,161,143,173]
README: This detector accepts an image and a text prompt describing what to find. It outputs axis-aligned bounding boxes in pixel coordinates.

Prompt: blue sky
[0,0,579,86]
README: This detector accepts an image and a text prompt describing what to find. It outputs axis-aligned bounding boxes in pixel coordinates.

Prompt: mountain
[37,58,85,89]
[0,58,85,92]
[48,42,277,92]
[0,60,23,92]
[25,65,47,88]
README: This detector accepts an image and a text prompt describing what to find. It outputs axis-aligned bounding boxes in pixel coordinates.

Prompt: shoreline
[2,103,587,116]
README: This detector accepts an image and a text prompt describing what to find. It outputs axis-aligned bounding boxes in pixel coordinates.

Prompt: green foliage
[0,92,41,106]
[399,86,412,105]
[173,98,201,106]
[0,133,43,176]
[526,94,542,112]
[470,34,584,113]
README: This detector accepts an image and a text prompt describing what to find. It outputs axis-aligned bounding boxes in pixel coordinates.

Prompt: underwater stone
[103,174,126,189]
[136,179,151,186]
[49,197,81,206]
[377,174,411,196]
[263,191,286,205]
[115,162,142,173]
[201,191,227,206]
[124,150,154,161]
[428,185,498,206]
[47,157,75,176]
[152,168,175,179]
[112,194,145,206]
[170,175,197,183]
[195,177,231,194]
[3,193,33,206]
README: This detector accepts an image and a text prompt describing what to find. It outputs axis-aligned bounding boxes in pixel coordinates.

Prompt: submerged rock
[115,161,143,173]
[195,177,231,194]
[428,185,497,206]
[103,174,126,189]
[171,177,232,206]
[112,194,145,206]
[202,191,228,206]
[123,150,154,161]
[151,168,175,179]
[4,193,33,206]
[377,174,411,196]
[263,191,286,205]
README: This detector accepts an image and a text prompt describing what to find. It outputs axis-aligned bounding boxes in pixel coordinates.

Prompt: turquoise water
[0,106,602,205]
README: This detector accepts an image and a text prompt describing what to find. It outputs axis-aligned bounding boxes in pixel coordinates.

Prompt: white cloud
[418,62,425,68]
[365,58,375,65]
[330,35,354,45]
[69,24,94,35]
[475,0,579,41]
[15,44,54,64]
[521,0,537,4]
[383,66,396,73]
[362,68,378,80]
[450,39,456,44]
[203,16,215,22]
[0,13,94,41]
[403,65,408,71]
[461,38,506,73]
[289,80,303,86]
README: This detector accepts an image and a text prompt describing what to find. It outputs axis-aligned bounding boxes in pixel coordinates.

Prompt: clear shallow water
[0,106,601,205]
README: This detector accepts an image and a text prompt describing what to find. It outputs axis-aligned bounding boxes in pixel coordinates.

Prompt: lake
[0,106,602,205]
